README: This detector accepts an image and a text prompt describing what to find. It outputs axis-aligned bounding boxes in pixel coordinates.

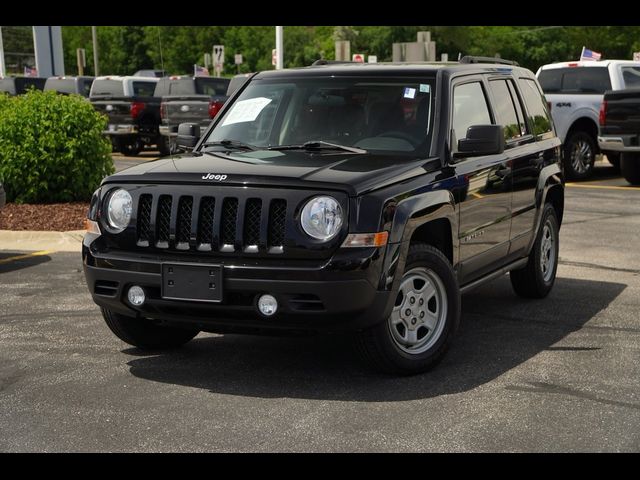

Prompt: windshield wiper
[269,140,367,154]
[201,139,258,151]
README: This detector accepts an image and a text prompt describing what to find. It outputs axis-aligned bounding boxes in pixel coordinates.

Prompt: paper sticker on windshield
[420,84,430,93]
[403,87,416,99]
[221,97,272,126]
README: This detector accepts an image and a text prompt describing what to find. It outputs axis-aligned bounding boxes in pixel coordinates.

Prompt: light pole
[0,27,5,77]
[275,26,283,70]
[92,26,99,76]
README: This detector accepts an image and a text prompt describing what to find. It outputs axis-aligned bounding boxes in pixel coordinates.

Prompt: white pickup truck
[536,60,640,179]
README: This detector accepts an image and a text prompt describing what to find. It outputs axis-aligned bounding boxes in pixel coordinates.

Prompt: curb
[0,229,84,253]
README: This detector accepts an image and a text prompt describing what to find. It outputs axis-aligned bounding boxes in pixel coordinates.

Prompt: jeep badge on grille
[202,174,228,181]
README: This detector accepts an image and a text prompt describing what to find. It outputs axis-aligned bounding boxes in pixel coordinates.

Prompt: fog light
[258,294,278,316]
[127,285,145,306]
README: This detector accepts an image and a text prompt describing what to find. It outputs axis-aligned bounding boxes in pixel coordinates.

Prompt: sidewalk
[0,229,84,252]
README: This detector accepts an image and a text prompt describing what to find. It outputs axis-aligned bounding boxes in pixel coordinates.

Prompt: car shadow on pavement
[125,276,626,402]
[0,252,52,274]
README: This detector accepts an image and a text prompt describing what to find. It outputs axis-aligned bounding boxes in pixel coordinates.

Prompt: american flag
[580,47,602,62]
[23,66,38,77]
[194,64,209,76]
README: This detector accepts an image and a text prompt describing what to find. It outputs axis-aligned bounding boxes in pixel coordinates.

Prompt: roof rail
[311,59,358,66]
[459,56,519,66]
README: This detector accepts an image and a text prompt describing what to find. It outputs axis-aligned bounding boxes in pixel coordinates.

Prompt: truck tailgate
[163,95,212,127]
[602,88,640,135]
[91,98,132,125]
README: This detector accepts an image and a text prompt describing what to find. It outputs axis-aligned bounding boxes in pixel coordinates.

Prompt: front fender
[380,190,457,294]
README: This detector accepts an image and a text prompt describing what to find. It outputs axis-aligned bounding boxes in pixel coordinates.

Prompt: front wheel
[510,203,559,298]
[563,131,596,180]
[620,153,640,185]
[356,244,461,375]
[101,308,199,349]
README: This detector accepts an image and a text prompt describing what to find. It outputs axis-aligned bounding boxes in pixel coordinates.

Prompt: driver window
[452,82,492,148]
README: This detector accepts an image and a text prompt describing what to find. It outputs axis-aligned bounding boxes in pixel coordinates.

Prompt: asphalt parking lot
[1,158,639,452]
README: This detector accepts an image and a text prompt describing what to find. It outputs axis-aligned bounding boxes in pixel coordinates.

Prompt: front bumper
[82,233,398,333]
[598,134,640,153]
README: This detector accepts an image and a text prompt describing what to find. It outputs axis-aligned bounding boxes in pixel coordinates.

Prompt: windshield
[202,76,435,155]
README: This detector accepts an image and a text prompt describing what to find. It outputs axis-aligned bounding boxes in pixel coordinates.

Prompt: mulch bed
[0,202,89,231]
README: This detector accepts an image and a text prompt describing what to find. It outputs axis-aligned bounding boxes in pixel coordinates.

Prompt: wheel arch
[565,116,599,153]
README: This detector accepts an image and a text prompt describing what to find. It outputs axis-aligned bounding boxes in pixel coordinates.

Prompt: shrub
[0,90,114,203]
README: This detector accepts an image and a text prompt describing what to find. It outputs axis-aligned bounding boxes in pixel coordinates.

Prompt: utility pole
[92,26,99,76]
[275,26,283,70]
[0,27,5,77]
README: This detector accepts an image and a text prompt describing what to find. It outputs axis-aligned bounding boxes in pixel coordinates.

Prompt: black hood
[105,150,439,196]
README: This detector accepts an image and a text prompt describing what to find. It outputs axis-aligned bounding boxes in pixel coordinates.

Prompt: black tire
[158,136,176,157]
[563,131,596,180]
[510,203,559,299]
[356,243,461,375]
[118,139,142,156]
[620,153,640,185]
[101,308,199,349]
[606,153,620,171]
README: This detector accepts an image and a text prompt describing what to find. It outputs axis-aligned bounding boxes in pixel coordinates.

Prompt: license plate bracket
[161,263,222,303]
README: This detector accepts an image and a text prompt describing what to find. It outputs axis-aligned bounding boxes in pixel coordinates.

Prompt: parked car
[133,70,167,78]
[537,60,640,179]
[226,72,254,97]
[83,58,563,374]
[44,76,94,97]
[0,77,46,95]
[598,87,640,184]
[156,76,231,154]
[0,181,5,211]
[89,75,162,156]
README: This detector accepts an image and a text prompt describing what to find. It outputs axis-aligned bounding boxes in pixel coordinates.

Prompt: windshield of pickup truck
[203,76,435,154]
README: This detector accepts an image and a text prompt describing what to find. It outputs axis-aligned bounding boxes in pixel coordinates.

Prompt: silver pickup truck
[537,60,640,179]
[156,76,230,154]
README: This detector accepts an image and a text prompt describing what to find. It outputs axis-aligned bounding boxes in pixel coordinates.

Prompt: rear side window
[132,81,157,97]
[452,82,492,144]
[538,67,611,94]
[44,78,75,94]
[81,79,93,97]
[488,79,524,141]
[622,67,640,88]
[518,78,553,136]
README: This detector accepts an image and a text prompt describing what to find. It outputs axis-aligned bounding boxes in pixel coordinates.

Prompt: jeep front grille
[134,193,287,254]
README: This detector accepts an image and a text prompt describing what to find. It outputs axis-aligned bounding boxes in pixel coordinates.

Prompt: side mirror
[176,123,201,150]
[456,124,505,157]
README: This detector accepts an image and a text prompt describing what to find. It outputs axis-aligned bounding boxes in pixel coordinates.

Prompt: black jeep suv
[83,59,564,374]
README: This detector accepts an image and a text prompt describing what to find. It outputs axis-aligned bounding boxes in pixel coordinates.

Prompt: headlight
[106,188,132,233]
[300,196,343,241]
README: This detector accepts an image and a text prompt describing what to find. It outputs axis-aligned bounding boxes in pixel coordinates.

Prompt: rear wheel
[606,153,620,171]
[118,138,142,156]
[564,131,596,180]
[356,244,460,375]
[621,153,640,185]
[158,136,177,156]
[101,308,199,349]
[510,203,559,298]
